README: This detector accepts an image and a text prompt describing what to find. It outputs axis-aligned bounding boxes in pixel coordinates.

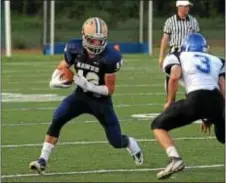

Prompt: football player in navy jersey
[29,17,143,174]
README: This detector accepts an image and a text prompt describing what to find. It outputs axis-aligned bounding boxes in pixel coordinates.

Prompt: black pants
[151,89,225,144]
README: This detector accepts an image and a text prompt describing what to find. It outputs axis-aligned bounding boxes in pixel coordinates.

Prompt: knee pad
[109,135,129,148]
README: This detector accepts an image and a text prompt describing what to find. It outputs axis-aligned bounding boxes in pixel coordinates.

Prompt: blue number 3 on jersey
[194,54,211,74]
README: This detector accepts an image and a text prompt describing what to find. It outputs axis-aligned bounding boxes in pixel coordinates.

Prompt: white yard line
[2,103,163,110]
[2,118,202,127]
[2,84,165,92]
[3,71,157,78]
[2,58,154,66]
[1,91,181,95]
[4,77,164,84]
[1,136,216,148]
[2,118,133,126]
[1,92,184,103]
[2,67,160,74]
[3,73,163,79]
[1,164,223,178]
[3,83,163,87]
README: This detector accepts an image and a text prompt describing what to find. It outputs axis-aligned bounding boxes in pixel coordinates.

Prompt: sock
[126,137,140,155]
[166,146,180,158]
[40,142,55,162]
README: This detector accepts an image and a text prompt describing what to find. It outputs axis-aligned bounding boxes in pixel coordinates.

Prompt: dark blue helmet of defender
[181,33,209,53]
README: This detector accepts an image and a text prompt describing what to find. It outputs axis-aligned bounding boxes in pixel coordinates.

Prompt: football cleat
[132,151,144,166]
[29,158,46,175]
[126,137,144,165]
[157,156,185,179]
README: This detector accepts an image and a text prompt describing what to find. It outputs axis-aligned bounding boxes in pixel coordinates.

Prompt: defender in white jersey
[163,49,225,94]
[151,33,225,179]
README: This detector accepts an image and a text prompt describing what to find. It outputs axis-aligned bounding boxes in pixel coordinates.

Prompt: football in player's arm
[50,39,122,96]
[29,17,143,175]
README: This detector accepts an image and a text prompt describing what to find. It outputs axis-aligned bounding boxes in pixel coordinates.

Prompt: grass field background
[1,17,224,49]
[1,47,225,182]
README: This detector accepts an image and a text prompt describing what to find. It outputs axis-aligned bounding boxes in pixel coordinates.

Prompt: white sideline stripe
[3,65,157,69]
[2,60,154,66]
[3,72,163,80]
[2,84,163,88]
[1,91,183,96]
[2,85,166,93]
[3,103,164,111]
[3,71,158,78]
[1,93,185,103]
[1,92,185,103]
[5,78,164,84]
[2,118,133,126]
[1,137,216,148]
[2,118,134,127]
[2,118,203,127]
[1,164,223,178]
[2,67,159,74]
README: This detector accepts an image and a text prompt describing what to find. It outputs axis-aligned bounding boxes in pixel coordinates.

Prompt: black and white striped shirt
[163,14,200,52]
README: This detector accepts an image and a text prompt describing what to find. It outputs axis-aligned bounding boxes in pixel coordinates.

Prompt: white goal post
[4,0,12,57]
[4,0,153,57]
[148,0,153,55]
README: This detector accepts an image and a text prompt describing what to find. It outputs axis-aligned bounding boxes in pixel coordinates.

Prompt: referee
[158,0,200,101]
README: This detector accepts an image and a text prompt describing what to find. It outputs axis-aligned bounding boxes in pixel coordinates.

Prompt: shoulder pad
[163,54,180,68]
[64,39,83,54]
[102,46,123,73]
[162,54,181,74]
[103,46,122,64]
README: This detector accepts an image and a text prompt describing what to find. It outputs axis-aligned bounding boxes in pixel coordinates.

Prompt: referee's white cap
[176,0,193,7]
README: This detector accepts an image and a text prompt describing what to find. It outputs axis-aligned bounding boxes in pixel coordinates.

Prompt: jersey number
[194,54,211,74]
[77,70,100,85]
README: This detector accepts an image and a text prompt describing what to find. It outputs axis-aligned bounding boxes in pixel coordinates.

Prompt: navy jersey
[64,39,122,99]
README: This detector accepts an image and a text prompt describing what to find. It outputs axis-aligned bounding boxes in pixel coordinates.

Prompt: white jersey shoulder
[179,52,224,93]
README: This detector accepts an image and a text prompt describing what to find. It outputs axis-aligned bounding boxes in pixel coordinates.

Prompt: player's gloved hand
[49,69,71,89]
[200,119,212,135]
[73,74,89,91]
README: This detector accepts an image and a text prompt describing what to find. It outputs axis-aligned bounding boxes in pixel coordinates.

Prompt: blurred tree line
[9,0,225,20]
[1,0,224,49]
